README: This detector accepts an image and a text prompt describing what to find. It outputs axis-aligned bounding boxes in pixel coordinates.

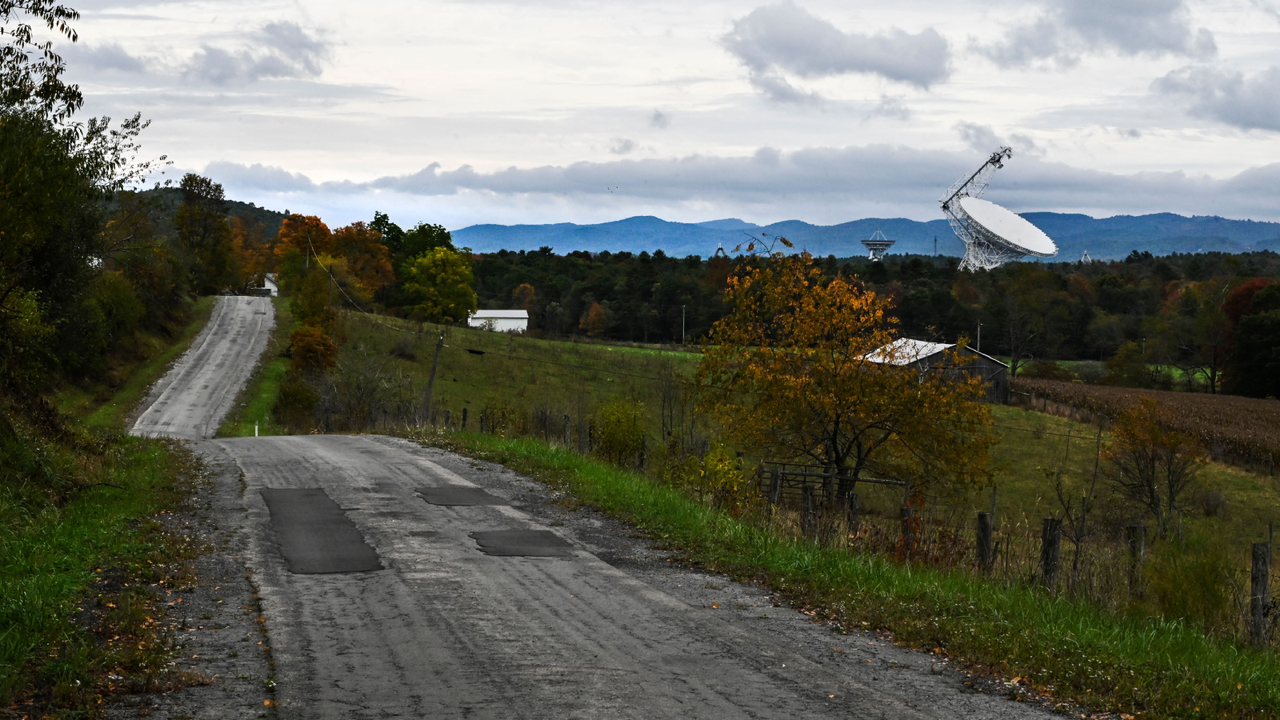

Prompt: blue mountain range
[453,213,1280,261]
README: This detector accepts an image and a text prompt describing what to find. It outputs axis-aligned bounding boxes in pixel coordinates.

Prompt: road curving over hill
[130,295,274,439]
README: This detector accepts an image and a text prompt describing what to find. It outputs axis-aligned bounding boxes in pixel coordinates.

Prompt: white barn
[469,309,529,333]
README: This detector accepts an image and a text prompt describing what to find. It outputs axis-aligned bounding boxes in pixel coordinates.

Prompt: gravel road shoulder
[104,441,274,720]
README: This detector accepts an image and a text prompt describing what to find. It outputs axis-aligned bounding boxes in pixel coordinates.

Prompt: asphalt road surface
[130,296,1061,719]
[130,295,273,439]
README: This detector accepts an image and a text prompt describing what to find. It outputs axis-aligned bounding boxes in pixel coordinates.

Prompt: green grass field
[318,312,1278,566]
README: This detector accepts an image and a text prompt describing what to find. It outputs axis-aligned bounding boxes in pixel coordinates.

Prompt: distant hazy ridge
[453,214,1280,261]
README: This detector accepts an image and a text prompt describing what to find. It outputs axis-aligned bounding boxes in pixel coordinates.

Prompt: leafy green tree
[1,0,82,120]
[402,248,477,323]
[399,222,455,265]
[174,173,234,294]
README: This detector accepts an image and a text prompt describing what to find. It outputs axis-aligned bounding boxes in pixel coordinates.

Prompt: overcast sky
[58,0,1280,230]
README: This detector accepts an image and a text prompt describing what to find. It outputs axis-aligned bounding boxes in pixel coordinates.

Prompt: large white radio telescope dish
[940,147,1058,271]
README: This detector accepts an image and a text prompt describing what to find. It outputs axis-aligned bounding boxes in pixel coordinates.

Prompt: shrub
[273,373,318,431]
[289,326,337,373]
[1020,359,1077,382]
[1075,361,1107,384]
[590,398,646,467]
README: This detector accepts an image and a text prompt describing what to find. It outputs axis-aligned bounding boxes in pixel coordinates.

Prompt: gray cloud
[609,138,636,155]
[746,71,822,105]
[956,121,1001,152]
[184,21,331,86]
[721,1,950,102]
[205,161,315,192]
[649,110,670,128]
[204,144,1280,222]
[1153,65,1280,132]
[979,0,1216,69]
[955,122,1043,155]
[64,42,148,73]
[870,95,911,120]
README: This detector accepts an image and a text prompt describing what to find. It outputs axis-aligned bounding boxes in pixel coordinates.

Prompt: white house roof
[864,338,955,366]
[471,310,529,319]
[864,338,1010,368]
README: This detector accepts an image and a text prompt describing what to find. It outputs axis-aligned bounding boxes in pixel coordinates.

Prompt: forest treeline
[471,247,1280,397]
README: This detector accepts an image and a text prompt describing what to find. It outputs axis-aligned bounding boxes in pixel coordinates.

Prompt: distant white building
[469,309,529,333]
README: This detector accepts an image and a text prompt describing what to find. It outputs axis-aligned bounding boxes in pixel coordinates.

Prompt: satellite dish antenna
[940,146,1057,271]
[861,230,894,261]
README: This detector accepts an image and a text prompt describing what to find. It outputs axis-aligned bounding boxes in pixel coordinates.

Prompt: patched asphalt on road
[260,488,383,574]
[469,529,576,557]
[418,485,507,506]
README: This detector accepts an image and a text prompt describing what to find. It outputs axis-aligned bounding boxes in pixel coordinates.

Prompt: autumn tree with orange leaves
[695,252,994,503]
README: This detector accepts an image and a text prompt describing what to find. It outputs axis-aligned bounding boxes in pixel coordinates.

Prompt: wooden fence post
[802,485,817,540]
[977,511,995,574]
[461,408,468,431]
[845,493,860,532]
[899,507,916,557]
[1040,518,1062,591]
[1125,524,1147,598]
[563,415,571,446]
[1252,541,1272,647]
[768,470,782,508]
[444,409,451,430]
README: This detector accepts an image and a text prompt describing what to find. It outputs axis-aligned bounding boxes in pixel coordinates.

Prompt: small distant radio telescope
[861,230,894,261]
[940,146,1058,271]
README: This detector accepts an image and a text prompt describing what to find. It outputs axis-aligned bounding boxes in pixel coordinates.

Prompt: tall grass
[424,430,1280,718]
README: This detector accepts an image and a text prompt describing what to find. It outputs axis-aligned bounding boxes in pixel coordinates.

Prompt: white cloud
[721,1,950,103]
[1153,65,1280,132]
[978,0,1216,69]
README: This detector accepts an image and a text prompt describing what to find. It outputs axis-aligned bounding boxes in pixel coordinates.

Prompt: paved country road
[130,295,273,439]
[125,297,1062,719]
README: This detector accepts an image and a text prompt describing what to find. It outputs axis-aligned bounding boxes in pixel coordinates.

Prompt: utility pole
[423,330,445,424]
[681,305,686,345]
[977,321,982,354]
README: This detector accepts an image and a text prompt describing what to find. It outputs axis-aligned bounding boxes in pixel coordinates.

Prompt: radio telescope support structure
[861,230,894,261]
[940,146,1052,272]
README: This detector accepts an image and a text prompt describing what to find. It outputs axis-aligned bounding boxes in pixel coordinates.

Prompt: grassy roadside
[414,429,1280,719]
[2,298,221,713]
[218,297,293,438]
[0,437,202,712]
[56,296,217,430]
